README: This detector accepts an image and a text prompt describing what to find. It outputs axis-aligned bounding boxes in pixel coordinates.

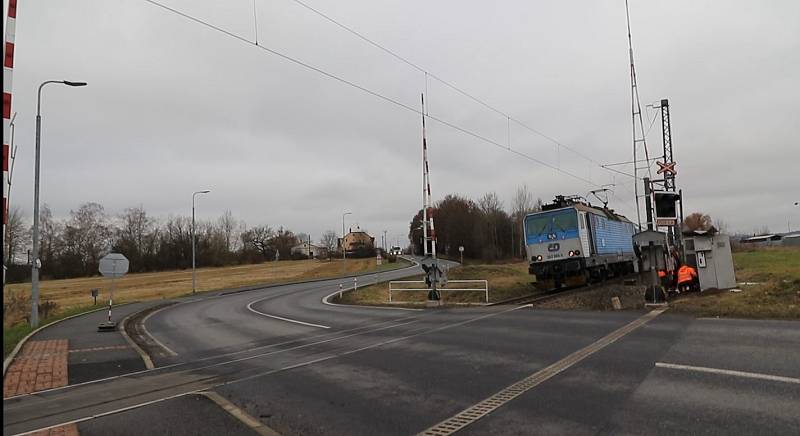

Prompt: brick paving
[4,339,69,398]
[29,423,80,436]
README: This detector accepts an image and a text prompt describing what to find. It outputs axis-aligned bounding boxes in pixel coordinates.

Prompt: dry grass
[3,258,408,327]
[669,247,800,319]
[337,262,538,306]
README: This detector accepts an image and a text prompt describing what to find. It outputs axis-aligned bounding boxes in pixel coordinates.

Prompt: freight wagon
[524,196,636,288]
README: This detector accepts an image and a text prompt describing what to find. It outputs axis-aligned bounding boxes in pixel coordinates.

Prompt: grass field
[670,247,800,319]
[339,247,800,320]
[336,262,537,306]
[3,257,410,356]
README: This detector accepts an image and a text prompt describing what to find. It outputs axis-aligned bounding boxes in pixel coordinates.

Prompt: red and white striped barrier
[3,0,18,282]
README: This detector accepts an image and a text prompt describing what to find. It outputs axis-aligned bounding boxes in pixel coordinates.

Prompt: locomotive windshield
[524,208,579,244]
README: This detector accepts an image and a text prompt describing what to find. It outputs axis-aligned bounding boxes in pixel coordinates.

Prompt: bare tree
[272,227,298,259]
[241,225,274,258]
[713,218,729,234]
[684,212,712,232]
[115,206,158,271]
[38,204,62,274]
[4,206,30,265]
[319,230,337,260]
[218,210,237,252]
[478,192,503,214]
[478,192,505,259]
[511,185,535,257]
[62,203,113,275]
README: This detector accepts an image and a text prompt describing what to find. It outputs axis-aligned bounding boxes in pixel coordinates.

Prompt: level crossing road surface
[4,257,799,435]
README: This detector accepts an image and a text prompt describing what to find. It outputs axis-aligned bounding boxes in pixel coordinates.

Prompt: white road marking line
[141,303,180,356]
[2,314,422,402]
[10,305,520,435]
[322,286,423,311]
[223,304,533,387]
[655,362,800,384]
[321,260,425,311]
[246,299,330,329]
[418,307,668,436]
[119,314,155,370]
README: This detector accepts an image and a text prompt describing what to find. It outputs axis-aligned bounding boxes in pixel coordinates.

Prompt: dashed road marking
[418,308,668,436]
[655,362,800,384]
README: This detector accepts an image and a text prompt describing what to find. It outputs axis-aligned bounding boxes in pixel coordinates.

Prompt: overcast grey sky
[5,0,800,243]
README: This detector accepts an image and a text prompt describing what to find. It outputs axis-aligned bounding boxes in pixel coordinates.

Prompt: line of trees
[408,186,543,261]
[4,203,341,282]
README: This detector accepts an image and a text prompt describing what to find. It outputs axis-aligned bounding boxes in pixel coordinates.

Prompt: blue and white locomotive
[524,195,636,288]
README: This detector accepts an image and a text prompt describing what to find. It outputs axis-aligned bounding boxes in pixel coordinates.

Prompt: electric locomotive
[524,195,636,289]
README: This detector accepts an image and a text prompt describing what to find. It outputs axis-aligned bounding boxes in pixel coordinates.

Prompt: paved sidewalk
[30,424,79,436]
[4,340,69,397]
[4,301,165,391]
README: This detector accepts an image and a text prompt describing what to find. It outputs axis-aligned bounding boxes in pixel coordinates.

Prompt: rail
[388,280,489,304]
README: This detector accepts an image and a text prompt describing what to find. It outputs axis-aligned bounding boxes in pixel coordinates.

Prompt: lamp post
[192,190,211,294]
[342,212,352,273]
[30,80,87,327]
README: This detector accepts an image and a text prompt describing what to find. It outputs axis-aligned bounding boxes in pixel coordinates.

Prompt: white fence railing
[388,280,489,304]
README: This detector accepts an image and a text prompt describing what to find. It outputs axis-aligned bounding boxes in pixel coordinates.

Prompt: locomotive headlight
[574,250,580,256]
[537,255,543,261]
[568,251,574,257]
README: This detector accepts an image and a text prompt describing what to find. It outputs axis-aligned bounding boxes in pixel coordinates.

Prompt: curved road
[145,258,438,361]
[4,257,799,435]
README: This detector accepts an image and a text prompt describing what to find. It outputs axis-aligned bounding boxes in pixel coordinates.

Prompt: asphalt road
[4,257,799,435]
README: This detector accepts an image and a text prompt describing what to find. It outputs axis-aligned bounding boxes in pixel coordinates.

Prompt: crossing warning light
[654,191,681,221]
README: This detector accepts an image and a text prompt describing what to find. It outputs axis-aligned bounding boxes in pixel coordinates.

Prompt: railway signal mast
[653,99,683,253]
[420,94,441,302]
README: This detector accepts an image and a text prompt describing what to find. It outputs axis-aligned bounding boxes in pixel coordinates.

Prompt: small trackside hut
[524,195,636,289]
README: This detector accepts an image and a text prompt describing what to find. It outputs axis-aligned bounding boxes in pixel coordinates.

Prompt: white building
[291,242,328,259]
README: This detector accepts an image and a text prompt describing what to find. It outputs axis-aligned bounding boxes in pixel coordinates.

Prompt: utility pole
[342,211,351,275]
[30,80,88,327]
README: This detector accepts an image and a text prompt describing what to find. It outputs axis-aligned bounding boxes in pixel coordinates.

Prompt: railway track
[491,274,638,306]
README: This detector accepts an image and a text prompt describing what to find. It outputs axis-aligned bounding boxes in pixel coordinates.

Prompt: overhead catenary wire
[141,0,598,184]
[287,0,641,216]
[288,0,612,169]
[140,0,638,216]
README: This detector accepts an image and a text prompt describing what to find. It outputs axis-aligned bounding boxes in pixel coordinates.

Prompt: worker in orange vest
[658,269,670,290]
[677,264,699,292]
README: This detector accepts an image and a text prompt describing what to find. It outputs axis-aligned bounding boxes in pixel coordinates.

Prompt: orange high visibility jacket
[677,265,697,284]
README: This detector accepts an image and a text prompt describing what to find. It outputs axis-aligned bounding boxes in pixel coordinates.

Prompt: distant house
[783,233,800,247]
[337,227,375,253]
[291,242,327,259]
[740,233,789,247]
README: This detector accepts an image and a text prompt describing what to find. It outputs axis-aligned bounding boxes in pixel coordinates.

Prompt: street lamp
[192,190,211,294]
[30,80,87,327]
[342,212,352,273]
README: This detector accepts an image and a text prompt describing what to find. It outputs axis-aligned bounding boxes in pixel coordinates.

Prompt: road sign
[656,161,677,176]
[458,246,464,252]
[98,253,128,331]
[99,253,129,278]
[656,218,677,227]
